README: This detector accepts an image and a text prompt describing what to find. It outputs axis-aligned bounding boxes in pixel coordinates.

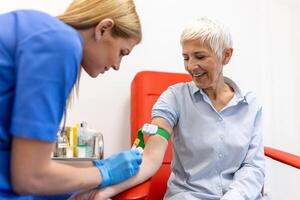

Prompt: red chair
[113,71,300,200]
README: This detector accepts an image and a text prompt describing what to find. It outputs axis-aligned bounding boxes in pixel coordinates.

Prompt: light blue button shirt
[152,77,265,200]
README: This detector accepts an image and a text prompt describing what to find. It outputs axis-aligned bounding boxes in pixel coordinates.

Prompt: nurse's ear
[94,18,114,41]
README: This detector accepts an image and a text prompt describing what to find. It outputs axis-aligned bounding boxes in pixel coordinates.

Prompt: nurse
[0,0,142,199]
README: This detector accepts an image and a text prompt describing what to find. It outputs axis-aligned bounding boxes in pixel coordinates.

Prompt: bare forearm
[99,155,160,198]
[99,135,168,198]
[13,160,100,195]
[55,160,94,168]
[11,137,102,195]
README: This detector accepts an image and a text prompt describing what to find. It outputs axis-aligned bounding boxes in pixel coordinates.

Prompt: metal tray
[51,157,99,161]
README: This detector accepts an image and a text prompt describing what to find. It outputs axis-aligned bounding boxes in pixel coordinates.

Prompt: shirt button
[218,153,222,158]
[215,170,218,174]
[220,135,224,139]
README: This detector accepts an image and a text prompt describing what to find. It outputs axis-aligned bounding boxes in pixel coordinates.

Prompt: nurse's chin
[87,71,101,78]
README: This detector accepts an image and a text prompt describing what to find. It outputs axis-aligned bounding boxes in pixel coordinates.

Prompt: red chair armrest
[112,179,151,200]
[264,146,300,169]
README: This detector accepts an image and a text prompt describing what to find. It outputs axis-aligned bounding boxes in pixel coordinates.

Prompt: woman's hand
[93,149,142,188]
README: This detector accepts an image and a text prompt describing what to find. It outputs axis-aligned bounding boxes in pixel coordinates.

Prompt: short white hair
[180,17,233,59]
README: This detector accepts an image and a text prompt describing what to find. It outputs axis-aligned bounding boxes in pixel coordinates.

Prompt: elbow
[11,176,30,194]
[11,170,43,195]
[142,153,164,174]
[145,148,165,168]
[11,179,30,195]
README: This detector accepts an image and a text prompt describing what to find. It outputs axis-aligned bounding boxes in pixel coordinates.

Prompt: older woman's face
[182,39,223,89]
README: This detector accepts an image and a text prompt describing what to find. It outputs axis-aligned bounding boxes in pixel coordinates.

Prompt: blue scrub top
[0,10,82,199]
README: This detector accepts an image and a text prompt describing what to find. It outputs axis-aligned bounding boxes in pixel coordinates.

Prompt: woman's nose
[187,60,199,70]
[112,65,120,71]
[112,58,122,71]
[186,57,196,66]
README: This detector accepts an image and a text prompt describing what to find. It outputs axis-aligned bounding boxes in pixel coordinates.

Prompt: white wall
[1,0,300,199]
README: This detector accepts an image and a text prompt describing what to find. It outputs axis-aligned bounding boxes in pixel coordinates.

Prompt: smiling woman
[0,0,143,199]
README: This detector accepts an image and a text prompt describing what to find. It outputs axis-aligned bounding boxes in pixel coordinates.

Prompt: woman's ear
[222,48,233,65]
[94,18,114,41]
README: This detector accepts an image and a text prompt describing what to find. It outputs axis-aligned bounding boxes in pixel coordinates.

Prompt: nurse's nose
[112,65,120,71]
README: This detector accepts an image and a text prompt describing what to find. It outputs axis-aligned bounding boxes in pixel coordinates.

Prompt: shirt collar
[190,77,249,104]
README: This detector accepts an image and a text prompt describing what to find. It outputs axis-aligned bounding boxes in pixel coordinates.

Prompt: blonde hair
[58,0,142,42]
[180,17,232,59]
[58,0,142,105]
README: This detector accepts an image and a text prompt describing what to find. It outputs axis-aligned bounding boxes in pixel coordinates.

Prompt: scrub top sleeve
[10,29,82,142]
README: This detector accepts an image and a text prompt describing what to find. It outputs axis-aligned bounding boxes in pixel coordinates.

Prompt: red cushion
[264,146,300,169]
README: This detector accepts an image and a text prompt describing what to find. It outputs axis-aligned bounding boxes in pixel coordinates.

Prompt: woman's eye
[196,56,205,60]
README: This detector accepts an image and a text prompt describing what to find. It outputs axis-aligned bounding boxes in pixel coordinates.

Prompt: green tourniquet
[137,131,145,148]
[156,127,170,141]
[137,126,170,149]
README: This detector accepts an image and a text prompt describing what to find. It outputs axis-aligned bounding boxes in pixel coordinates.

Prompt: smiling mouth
[193,72,206,78]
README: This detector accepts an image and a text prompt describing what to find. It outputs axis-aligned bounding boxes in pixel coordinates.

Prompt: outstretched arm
[70,117,173,200]
[11,137,101,195]
[11,137,141,195]
[70,87,179,199]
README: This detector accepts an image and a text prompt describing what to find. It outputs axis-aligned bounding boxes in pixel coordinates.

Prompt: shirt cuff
[221,189,244,200]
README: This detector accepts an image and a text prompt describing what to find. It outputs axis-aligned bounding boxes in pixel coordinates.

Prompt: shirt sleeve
[10,29,82,142]
[152,87,179,128]
[221,107,265,200]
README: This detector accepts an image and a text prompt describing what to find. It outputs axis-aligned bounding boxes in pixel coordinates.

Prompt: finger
[130,149,140,155]
[128,167,137,177]
[132,151,142,165]
[136,155,142,165]
[87,190,99,200]
[131,160,139,170]
[132,157,142,168]
[94,191,105,200]
[69,190,97,200]
[130,149,142,160]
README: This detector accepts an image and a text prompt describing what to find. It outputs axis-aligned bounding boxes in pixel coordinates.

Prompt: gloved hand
[93,149,142,188]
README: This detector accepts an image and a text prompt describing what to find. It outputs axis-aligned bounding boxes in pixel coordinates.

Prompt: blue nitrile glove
[93,149,142,188]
